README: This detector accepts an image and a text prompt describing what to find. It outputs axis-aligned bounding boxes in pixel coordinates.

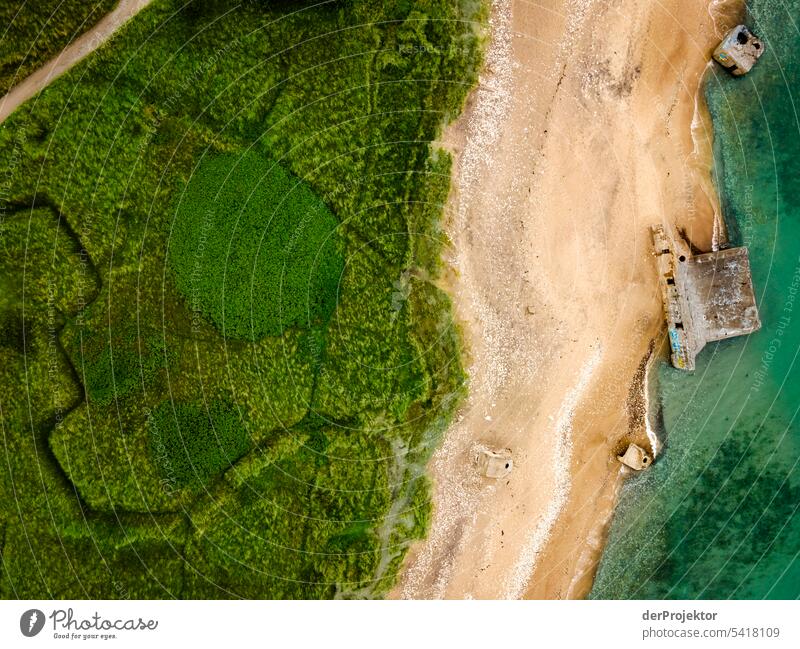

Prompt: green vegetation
[0,0,117,95]
[169,152,343,339]
[149,400,250,489]
[82,327,172,406]
[0,0,484,598]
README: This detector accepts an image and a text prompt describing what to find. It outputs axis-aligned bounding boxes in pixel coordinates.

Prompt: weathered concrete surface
[713,25,765,76]
[653,226,760,370]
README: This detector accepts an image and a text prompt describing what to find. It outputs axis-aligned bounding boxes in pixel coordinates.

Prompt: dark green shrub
[81,331,169,406]
[149,400,250,489]
[168,152,344,340]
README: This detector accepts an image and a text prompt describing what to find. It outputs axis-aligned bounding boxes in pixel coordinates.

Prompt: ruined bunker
[713,25,764,76]
[476,448,513,479]
[652,226,761,371]
[618,443,651,471]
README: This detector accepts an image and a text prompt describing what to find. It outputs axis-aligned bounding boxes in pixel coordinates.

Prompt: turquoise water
[592,0,800,599]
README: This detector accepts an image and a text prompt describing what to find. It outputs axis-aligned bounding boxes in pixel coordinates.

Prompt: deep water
[592,0,800,599]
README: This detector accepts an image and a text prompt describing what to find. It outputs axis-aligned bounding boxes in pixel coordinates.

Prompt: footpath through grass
[0,0,117,95]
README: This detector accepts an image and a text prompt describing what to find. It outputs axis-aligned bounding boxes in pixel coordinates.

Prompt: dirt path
[0,0,153,124]
[395,0,741,599]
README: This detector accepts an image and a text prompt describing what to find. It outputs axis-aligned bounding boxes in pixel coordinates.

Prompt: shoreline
[395,0,743,599]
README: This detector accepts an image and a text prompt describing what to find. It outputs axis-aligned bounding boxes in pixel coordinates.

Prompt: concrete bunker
[713,25,764,76]
[617,443,652,471]
[476,448,513,479]
[652,226,761,371]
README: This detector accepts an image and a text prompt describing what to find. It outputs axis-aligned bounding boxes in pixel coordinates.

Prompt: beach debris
[713,25,764,76]
[617,443,651,471]
[476,447,513,479]
[651,226,760,371]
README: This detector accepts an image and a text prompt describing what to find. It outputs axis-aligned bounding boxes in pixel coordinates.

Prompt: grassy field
[0,0,117,95]
[0,0,483,598]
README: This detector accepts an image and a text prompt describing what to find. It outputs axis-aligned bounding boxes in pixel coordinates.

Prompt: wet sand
[395,0,742,599]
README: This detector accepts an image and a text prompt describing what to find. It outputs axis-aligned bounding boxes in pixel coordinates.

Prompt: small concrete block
[617,443,652,471]
[477,449,513,479]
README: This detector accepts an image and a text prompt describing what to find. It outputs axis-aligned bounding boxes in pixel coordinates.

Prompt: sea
[591,0,800,599]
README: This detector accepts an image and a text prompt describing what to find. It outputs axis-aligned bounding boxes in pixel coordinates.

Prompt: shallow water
[592,0,800,599]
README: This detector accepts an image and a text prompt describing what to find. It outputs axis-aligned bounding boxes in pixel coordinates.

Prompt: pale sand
[394,0,743,599]
[0,0,153,125]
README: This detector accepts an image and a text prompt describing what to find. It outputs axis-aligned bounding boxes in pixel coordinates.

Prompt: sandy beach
[395,0,743,599]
